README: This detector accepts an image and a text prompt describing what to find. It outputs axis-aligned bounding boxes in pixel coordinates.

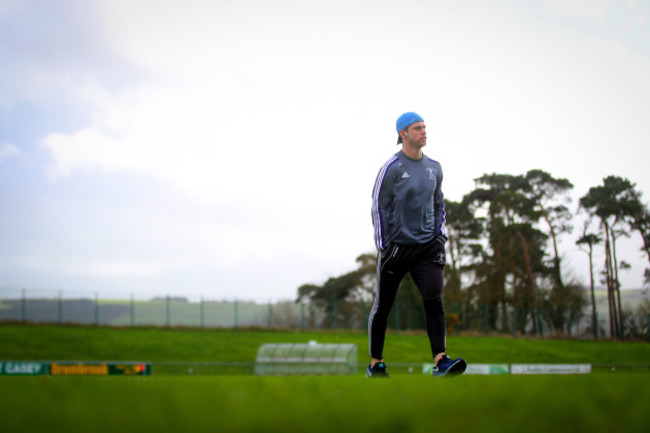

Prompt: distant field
[1,325,649,433]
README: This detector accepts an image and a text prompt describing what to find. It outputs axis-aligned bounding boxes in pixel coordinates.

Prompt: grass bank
[1,324,648,365]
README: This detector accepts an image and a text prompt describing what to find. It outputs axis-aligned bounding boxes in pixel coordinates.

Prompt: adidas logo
[401,172,410,179]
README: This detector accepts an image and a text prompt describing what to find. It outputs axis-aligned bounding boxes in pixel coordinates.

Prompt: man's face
[402,121,427,148]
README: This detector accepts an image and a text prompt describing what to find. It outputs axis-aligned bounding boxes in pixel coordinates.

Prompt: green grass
[1,324,649,365]
[2,325,650,433]
[1,375,649,433]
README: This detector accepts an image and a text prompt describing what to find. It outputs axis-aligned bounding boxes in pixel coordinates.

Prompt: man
[367,111,466,378]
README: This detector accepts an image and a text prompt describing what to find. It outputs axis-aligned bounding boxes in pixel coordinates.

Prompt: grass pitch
[1,324,649,432]
[2,324,649,365]
[2,374,649,433]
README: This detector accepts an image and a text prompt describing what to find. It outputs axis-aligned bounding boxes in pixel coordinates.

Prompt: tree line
[297,170,650,340]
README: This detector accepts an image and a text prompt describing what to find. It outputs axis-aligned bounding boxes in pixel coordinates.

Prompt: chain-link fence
[1,288,648,340]
[0,289,317,329]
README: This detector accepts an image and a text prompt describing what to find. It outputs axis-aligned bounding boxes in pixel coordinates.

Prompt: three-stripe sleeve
[432,164,448,241]
[371,156,398,250]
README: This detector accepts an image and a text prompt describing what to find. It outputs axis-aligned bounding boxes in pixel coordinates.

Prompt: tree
[619,183,650,285]
[579,176,640,339]
[576,220,601,339]
[443,198,485,326]
[525,169,574,289]
[293,171,646,338]
[467,173,549,334]
[296,254,375,329]
[295,252,429,330]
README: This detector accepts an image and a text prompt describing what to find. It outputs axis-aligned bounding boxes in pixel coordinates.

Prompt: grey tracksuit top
[371,150,447,251]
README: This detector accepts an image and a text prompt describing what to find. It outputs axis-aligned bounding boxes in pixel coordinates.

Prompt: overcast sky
[1,0,649,301]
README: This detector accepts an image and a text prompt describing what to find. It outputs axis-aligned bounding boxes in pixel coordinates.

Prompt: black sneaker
[432,355,466,377]
[366,362,389,378]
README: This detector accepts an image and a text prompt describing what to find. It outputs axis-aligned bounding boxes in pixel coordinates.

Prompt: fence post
[484,305,489,334]
[200,297,204,329]
[58,290,63,325]
[234,298,239,329]
[94,292,99,326]
[595,311,599,340]
[21,288,26,324]
[130,293,135,327]
[300,302,305,331]
[166,295,171,327]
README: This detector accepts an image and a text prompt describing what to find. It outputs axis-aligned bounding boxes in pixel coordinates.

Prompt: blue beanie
[396,112,424,144]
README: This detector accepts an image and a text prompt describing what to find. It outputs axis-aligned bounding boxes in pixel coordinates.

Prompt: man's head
[396,112,426,147]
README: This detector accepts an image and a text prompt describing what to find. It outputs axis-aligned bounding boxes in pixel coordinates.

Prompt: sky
[1,0,649,302]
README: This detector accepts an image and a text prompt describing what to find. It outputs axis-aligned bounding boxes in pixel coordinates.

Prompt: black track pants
[368,239,446,361]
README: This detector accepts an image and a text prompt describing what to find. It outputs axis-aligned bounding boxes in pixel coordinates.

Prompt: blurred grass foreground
[1,324,650,433]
